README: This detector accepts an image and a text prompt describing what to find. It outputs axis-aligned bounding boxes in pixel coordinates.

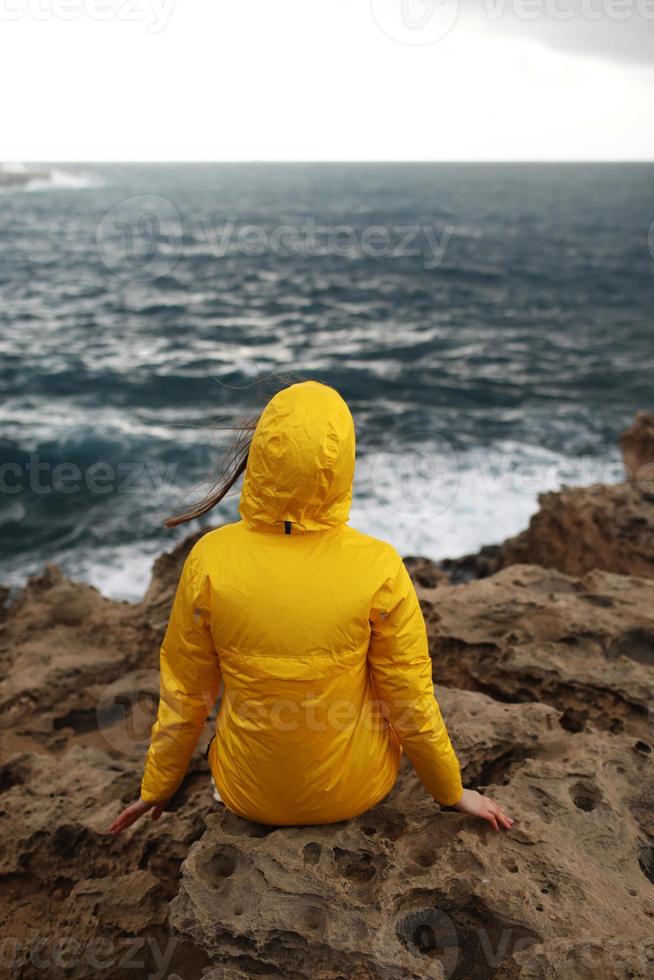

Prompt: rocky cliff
[493,482,654,581]
[1,425,653,979]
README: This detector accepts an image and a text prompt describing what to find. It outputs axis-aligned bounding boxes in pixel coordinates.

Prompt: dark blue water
[1,163,653,598]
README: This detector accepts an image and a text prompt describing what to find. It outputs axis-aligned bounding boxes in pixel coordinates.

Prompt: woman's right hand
[105,798,165,836]
[453,789,513,831]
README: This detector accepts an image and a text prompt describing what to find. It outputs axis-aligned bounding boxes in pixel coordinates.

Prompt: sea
[1,162,653,600]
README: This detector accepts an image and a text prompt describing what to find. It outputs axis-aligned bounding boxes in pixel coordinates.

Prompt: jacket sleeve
[141,546,221,805]
[368,553,463,806]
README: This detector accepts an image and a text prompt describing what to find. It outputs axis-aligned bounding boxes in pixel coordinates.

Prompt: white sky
[1,0,653,161]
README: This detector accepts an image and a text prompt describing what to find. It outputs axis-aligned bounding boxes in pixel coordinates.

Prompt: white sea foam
[351,443,622,563]
[26,168,103,192]
[45,541,165,603]
[92,446,623,601]
[75,544,161,601]
[0,501,26,527]
[1,441,623,604]
[0,163,103,193]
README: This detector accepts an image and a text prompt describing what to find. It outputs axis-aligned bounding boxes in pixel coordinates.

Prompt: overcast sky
[1,0,653,160]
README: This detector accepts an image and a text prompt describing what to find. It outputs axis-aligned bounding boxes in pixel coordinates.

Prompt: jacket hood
[239,381,356,533]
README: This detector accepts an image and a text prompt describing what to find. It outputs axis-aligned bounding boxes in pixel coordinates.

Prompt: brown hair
[163,372,304,529]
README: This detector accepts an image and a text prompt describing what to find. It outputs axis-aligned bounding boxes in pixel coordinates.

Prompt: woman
[108,381,512,833]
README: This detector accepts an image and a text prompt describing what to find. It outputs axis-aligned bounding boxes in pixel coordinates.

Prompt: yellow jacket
[141,381,462,824]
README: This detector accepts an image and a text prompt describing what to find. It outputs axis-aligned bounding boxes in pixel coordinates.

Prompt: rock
[0,746,212,979]
[418,563,654,738]
[0,564,157,740]
[68,869,167,934]
[509,937,654,979]
[1,524,653,979]
[0,168,49,188]
[0,534,222,978]
[439,546,504,584]
[428,415,654,585]
[403,556,450,590]
[0,531,210,743]
[0,585,10,622]
[171,690,653,979]
[407,550,505,587]
[620,412,654,488]
[494,483,654,580]
[141,528,210,627]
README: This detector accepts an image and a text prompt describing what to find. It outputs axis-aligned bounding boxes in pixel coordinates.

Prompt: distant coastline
[0,167,49,187]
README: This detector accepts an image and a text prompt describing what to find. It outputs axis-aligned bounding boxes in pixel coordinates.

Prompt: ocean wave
[1,162,651,601]
[1,433,618,603]
[350,443,616,567]
[0,163,103,193]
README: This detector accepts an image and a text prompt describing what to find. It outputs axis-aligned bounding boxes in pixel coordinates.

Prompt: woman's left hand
[105,799,165,835]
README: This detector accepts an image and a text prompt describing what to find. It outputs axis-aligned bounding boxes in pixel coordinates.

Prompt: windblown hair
[163,414,259,528]
[163,372,304,529]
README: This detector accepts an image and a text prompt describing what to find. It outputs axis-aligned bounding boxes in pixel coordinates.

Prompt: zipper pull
[284,520,292,535]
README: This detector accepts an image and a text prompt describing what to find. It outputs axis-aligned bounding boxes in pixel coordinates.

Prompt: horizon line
[6,158,654,166]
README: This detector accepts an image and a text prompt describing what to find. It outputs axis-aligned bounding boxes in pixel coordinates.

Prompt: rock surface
[493,482,654,581]
[421,563,654,738]
[620,411,654,483]
[0,556,213,980]
[439,422,654,582]
[1,484,653,978]
[170,567,654,979]
[172,691,653,979]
